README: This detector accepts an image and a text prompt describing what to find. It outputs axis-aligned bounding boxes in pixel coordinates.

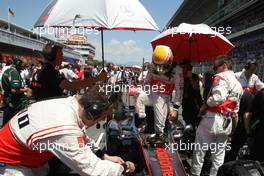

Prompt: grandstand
[0,18,83,64]
[166,0,264,79]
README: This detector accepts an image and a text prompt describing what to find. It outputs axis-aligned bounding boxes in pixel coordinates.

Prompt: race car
[106,107,188,176]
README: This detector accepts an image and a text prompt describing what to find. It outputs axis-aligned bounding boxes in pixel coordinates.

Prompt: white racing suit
[135,65,184,133]
[235,70,264,94]
[0,97,124,176]
[191,70,243,176]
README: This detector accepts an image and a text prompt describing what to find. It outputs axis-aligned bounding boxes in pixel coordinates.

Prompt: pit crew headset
[84,92,116,121]
[84,102,109,120]
[152,45,173,75]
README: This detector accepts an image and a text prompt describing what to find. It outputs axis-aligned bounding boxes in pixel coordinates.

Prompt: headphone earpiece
[84,103,101,121]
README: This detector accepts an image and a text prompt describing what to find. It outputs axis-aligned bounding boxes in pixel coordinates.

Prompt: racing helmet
[152,45,173,74]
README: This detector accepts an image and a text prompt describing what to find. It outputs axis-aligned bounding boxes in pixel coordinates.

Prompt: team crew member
[135,45,184,143]
[1,57,31,126]
[190,56,243,176]
[0,91,135,176]
[235,59,264,94]
[249,89,264,162]
[31,43,108,100]
[225,91,254,162]
[181,60,203,128]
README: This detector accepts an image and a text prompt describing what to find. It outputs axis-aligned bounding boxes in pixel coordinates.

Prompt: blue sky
[0,0,183,65]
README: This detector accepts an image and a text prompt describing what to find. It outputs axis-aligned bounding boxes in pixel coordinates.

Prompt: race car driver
[0,90,135,176]
[190,56,243,176]
[135,45,184,143]
[235,59,264,94]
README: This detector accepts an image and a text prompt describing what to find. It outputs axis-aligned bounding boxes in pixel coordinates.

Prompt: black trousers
[225,124,247,162]
[250,125,264,162]
[182,107,199,128]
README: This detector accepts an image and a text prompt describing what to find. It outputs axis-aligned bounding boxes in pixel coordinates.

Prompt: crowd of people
[227,10,264,34]
[133,46,264,176]
[0,43,135,176]
[230,37,264,61]
[0,43,263,176]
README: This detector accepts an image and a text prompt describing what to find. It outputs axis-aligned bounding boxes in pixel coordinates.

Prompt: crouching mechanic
[0,91,135,176]
[135,45,184,143]
[190,56,243,176]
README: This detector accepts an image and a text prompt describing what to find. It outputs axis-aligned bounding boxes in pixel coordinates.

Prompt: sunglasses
[213,63,224,71]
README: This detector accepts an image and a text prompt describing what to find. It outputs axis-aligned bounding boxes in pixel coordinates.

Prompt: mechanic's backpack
[217,160,264,176]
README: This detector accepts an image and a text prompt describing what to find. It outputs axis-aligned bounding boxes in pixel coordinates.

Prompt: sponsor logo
[155,147,174,176]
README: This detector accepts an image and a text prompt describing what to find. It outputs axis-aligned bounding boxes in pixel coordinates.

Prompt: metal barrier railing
[0,28,82,59]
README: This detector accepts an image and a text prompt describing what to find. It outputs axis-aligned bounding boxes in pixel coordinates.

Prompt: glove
[169,109,178,122]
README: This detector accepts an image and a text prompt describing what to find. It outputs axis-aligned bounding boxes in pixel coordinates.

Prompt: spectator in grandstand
[0,90,135,176]
[190,56,243,176]
[235,59,264,94]
[181,60,203,128]
[31,43,108,101]
[1,57,32,126]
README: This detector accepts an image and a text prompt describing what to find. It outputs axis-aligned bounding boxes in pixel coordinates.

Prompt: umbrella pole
[101,30,105,69]
[100,31,107,151]
[188,37,192,60]
[142,57,145,86]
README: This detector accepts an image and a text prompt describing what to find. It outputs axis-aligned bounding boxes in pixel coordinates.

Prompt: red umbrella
[151,23,234,62]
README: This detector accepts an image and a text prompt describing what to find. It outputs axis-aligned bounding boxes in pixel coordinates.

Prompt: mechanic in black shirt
[30,43,109,175]
[225,91,254,162]
[249,89,264,162]
[30,43,108,100]
[181,60,203,128]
